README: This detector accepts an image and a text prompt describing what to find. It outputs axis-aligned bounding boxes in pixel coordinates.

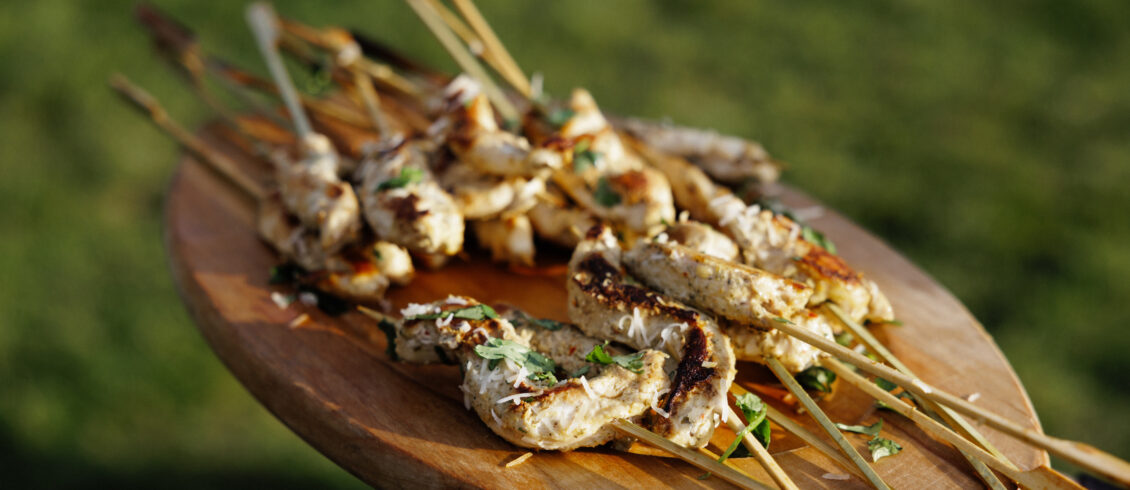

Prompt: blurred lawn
[1,0,1128,487]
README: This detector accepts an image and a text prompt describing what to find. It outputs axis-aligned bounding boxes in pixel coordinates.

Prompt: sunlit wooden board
[165,124,1049,488]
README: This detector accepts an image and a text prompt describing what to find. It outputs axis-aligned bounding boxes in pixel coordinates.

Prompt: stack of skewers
[112,2,1130,488]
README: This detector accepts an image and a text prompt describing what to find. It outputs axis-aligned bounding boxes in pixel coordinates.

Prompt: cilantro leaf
[718,393,770,463]
[375,167,423,192]
[593,177,621,207]
[836,419,883,438]
[584,342,646,374]
[802,226,837,255]
[867,437,902,462]
[546,107,575,127]
[795,366,837,393]
[473,338,556,381]
[407,304,500,322]
[834,331,855,347]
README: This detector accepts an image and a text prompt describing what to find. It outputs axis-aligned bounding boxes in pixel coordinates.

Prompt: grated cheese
[505,452,533,468]
[578,376,596,399]
[445,295,469,305]
[490,408,502,425]
[496,392,537,405]
[270,292,293,309]
[298,292,318,307]
[651,388,670,418]
[436,313,455,327]
[965,392,981,403]
[401,302,438,318]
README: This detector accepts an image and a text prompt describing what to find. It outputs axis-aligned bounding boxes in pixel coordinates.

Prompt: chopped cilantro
[375,167,423,192]
[584,342,646,374]
[473,338,556,383]
[795,366,837,393]
[867,437,902,462]
[546,107,575,127]
[593,177,621,207]
[802,226,837,254]
[834,331,855,347]
[836,419,883,438]
[519,312,568,331]
[718,392,771,464]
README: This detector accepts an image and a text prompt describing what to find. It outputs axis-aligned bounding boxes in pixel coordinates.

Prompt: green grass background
[1,0,1127,487]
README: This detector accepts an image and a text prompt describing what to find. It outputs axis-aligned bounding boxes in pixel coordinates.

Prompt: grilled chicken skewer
[111,75,414,303]
[393,296,669,451]
[566,226,736,448]
[617,118,781,186]
[247,3,363,255]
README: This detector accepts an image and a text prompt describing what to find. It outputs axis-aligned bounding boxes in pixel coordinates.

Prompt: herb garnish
[836,419,883,438]
[795,366,837,393]
[867,437,902,462]
[834,331,855,347]
[378,319,399,361]
[802,226,837,255]
[593,177,621,207]
[584,342,646,374]
[516,312,568,331]
[473,338,557,384]
[546,107,575,127]
[718,393,771,464]
[772,317,793,325]
[572,140,600,172]
[407,304,499,321]
[874,378,914,410]
[569,366,591,378]
[375,167,423,192]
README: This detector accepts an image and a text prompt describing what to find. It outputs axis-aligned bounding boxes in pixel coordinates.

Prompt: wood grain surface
[165,124,1049,488]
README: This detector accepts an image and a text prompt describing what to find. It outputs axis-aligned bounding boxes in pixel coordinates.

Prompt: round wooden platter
[165,124,1050,489]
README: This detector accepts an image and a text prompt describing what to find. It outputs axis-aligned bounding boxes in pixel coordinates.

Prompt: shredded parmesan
[510,365,529,388]
[505,452,533,468]
[270,292,292,309]
[298,292,318,307]
[496,392,537,405]
[287,313,310,328]
[965,392,981,403]
[651,389,670,418]
[436,313,455,327]
[400,302,438,318]
[445,295,469,305]
[578,376,596,399]
[490,408,502,425]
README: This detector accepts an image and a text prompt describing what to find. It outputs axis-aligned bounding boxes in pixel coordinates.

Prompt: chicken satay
[257,192,415,302]
[527,188,598,249]
[566,226,736,448]
[498,305,636,381]
[617,117,780,185]
[663,221,739,262]
[356,139,465,261]
[273,133,363,254]
[436,162,544,220]
[394,296,668,451]
[710,194,894,323]
[471,215,535,267]
[624,133,729,225]
[544,90,676,236]
[622,238,812,331]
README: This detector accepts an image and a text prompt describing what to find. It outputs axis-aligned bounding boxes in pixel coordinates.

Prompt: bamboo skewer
[246,3,313,139]
[765,357,890,489]
[610,419,770,490]
[724,406,799,490]
[823,358,1085,490]
[110,74,265,201]
[825,305,1011,489]
[761,314,1130,486]
[449,0,531,97]
[403,0,518,122]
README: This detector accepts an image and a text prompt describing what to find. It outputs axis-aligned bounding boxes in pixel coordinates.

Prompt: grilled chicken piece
[442,93,562,177]
[626,134,730,224]
[664,221,739,262]
[622,239,812,330]
[258,193,414,301]
[720,311,835,373]
[545,90,676,236]
[394,296,668,451]
[617,117,780,185]
[709,194,894,323]
[274,133,363,254]
[527,186,598,248]
[357,139,465,258]
[436,163,544,220]
[471,215,535,267]
[567,226,736,448]
[498,305,627,379]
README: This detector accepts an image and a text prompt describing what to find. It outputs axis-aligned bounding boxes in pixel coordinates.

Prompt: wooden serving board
[165,124,1049,488]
